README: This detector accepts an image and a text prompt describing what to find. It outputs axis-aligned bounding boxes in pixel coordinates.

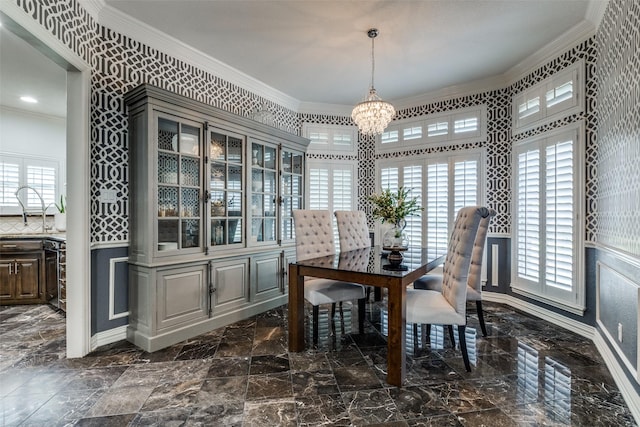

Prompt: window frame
[0,153,61,215]
[302,123,358,155]
[512,60,585,134]
[511,121,586,314]
[376,105,487,153]
[374,149,486,251]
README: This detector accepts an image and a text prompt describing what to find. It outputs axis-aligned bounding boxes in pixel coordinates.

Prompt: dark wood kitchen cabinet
[0,240,45,304]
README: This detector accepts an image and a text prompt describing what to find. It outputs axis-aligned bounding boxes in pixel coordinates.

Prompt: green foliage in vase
[368,186,422,225]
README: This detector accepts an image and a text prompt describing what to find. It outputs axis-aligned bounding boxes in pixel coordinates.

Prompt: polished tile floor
[0,300,636,426]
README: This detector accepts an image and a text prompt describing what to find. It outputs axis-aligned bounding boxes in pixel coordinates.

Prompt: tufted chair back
[441,206,488,317]
[292,210,336,262]
[334,211,371,252]
[467,208,496,294]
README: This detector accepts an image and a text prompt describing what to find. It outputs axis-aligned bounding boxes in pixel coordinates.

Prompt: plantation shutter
[545,139,574,291]
[0,162,20,207]
[516,149,541,282]
[308,168,329,210]
[426,163,449,257]
[453,159,478,217]
[402,165,422,247]
[27,164,57,208]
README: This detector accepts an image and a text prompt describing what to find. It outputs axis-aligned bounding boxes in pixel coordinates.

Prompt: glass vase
[382,219,408,249]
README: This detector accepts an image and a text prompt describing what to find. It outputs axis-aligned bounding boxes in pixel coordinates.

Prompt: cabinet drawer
[1,240,43,251]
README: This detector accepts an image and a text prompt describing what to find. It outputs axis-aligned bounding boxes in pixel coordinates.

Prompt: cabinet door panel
[157,265,208,331]
[254,255,281,295]
[213,259,249,311]
[0,260,13,300]
[15,257,40,300]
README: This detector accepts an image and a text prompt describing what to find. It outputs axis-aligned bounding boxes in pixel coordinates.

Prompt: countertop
[0,233,66,242]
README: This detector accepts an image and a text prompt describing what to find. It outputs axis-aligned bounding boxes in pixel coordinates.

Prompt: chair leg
[357,298,366,334]
[476,300,488,337]
[458,325,471,372]
[426,324,431,344]
[312,305,319,345]
[330,302,337,320]
[448,325,456,349]
[339,302,345,334]
[412,323,420,357]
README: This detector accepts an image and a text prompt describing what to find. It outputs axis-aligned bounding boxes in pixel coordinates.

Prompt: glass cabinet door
[157,116,202,253]
[251,142,278,244]
[209,129,244,247]
[281,148,303,242]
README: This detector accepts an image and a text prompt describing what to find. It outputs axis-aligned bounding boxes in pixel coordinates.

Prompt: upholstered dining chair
[334,210,371,252]
[335,210,374,303]
[405,206,489,372]
[292,210,366,343]
[413,208,496,336]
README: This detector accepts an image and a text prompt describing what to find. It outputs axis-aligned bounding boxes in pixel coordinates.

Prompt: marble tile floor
[0,301,637,426]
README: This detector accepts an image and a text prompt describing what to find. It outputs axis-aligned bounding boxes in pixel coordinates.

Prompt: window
[0,154,60,215]
[377,105,486,152]
[306,159,357,247]
[302,123,358,155]
[377,150,484,259]
[512,123,584,314]
[512,60,584,133]
[425,154,481,257]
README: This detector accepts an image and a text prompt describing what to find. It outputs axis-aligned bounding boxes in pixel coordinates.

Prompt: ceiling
[0,19,67,118]
[0,1,604,119]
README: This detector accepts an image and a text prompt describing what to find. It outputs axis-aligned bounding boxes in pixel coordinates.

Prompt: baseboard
[594,331,640,425]
[90,324,127,350]
[482,292,594,339]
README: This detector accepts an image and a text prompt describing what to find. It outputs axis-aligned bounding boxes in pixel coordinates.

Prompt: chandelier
[351,28,395,136]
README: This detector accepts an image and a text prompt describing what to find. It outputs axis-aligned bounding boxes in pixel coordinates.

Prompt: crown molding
[586,0,609,28]
[77,0,102,20]
[504,20,596,85]
[93,1,300,112]
[297,102,354,117]
[0,105,66,121]
[393,74,508,111]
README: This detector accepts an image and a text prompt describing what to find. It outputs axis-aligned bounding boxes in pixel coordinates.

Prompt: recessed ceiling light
[20,96,38,103]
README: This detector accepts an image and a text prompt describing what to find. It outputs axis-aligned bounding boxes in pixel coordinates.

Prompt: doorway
[1,4,91,357]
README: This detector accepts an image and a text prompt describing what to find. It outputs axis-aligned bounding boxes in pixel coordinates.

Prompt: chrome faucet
[14,185,52,232]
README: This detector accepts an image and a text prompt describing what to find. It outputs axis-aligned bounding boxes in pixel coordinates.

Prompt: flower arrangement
[368,186,422,226]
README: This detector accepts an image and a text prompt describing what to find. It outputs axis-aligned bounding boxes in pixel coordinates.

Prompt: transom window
[377,105,486,152]
[512,60,584,134]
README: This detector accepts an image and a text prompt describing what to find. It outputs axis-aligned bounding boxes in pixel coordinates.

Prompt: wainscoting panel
[597,260,640,383]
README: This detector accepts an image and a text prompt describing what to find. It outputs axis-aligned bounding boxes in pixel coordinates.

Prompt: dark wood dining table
[288,245,445,387]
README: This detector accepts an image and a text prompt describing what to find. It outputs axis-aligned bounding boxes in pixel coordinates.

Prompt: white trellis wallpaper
[595,0,640,257]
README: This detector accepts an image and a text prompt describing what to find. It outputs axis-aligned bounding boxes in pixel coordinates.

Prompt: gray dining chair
[413,207,496,336]
[293,210,366,343]
[405,206,490,372]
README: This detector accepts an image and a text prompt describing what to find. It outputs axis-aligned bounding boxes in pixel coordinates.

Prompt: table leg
[288,264,305,352]
[386,281,406,386]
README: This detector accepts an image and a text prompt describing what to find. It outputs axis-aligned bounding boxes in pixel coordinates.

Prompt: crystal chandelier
[351,28,395,136]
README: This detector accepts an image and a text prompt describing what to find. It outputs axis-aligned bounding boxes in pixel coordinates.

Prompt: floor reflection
[0,301,636,426]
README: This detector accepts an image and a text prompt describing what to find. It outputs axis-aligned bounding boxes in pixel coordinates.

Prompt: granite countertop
[0,233,66,242]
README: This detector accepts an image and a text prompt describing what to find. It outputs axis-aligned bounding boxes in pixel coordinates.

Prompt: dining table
[288,245,446,387]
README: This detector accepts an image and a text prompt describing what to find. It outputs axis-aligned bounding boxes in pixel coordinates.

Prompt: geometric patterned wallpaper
[17,0,600,245]
[594,0,640,257]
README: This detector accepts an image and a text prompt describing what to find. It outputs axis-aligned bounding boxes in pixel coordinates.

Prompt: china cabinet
[125,84,308,352]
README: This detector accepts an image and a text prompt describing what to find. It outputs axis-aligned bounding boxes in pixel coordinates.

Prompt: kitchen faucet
[14,185,52,232]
